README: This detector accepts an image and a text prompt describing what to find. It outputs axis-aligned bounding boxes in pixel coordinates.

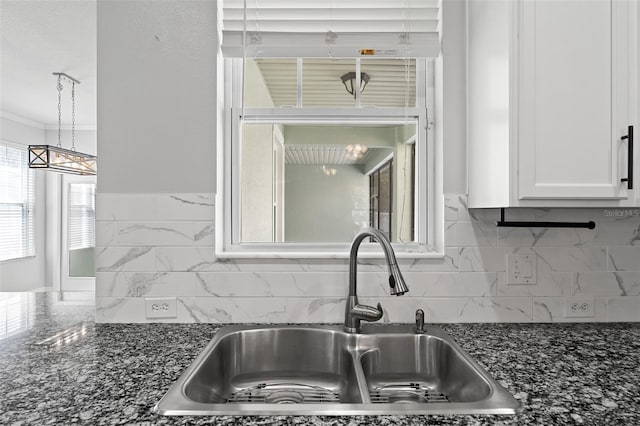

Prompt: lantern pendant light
[28,73,96,176]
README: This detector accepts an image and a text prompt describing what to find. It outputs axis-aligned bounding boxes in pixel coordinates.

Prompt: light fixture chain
[57,75,63,148]
[71,81,76,151]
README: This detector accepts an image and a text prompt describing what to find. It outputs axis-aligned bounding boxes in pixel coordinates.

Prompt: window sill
[215,243,444,260]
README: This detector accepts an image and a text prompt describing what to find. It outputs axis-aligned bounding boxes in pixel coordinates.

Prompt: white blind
[0,143,35,262]
[68,183,96,250]
[219,0,441,58]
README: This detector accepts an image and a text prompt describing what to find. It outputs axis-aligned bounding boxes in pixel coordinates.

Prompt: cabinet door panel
[518,0,630,200]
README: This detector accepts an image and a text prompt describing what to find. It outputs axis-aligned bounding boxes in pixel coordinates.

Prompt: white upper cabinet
[468,0,638,208]
[518,0,631,200]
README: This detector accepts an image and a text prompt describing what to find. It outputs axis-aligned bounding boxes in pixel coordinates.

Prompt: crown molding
[0,111,97,131]
[0,110,45,129]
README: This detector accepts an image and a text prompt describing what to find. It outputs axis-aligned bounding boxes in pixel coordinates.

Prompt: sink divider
[348,348,371,404]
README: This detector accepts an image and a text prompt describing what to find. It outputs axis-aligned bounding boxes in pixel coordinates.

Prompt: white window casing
[215,58,442,258]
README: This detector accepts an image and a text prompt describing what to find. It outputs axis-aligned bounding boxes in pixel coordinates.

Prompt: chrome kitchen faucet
[344,228,409,333]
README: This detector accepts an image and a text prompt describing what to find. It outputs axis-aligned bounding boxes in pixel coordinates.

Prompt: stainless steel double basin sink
[153,325,522,416]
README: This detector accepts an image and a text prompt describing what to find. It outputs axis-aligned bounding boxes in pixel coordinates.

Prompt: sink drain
[369,383,449,404]
[227,383,340,404]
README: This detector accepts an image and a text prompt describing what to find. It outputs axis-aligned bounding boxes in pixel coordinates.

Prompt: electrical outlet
[145,298,177,319]
[564,298,595,318]
[506,254,536,285]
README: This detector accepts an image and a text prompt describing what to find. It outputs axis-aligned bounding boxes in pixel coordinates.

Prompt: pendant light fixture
[340,71,370,98]
[28,73,97,175]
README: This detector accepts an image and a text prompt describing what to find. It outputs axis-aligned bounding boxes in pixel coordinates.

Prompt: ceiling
[0,0,96,127]
[284,145,389,166]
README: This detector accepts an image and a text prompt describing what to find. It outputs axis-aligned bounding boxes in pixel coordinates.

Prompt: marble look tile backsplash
[95,193,640,323]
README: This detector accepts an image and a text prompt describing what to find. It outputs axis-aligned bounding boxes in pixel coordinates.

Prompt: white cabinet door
[517,0,632,200]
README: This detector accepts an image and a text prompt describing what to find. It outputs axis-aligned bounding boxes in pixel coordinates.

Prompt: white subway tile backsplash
[608,247,640,271]
[230,258,335,272]
[96,272,196,298]
[444,221,457,246]
[535,247,608,272]
[155,194,215,221]
[451,221,497,247]
[457,297,533,323]
[498,227,576,247]
[291,298,346,323]
[194,272,348,297]
[458,247,508,272]
[532,297,607,323]
[95,246,156,272]
[95,220,118,247]
[156,247,218,272]
[464,207,499,223]
[402,248,459,272]
[572,272,640,297]
[498,220,640,248]
[117,221,201,246]
[360,297,459,323]
[444,195,459,221]
[96,296,197,323]
[498,272,571,297]
[606,297,640,322]
[96,194,156,221]
[455,195,472,221]
[95,193,640,323]
[115,221,215,247]
[400,272,498,298]
[178,297,294,323]
[193,222,215,246]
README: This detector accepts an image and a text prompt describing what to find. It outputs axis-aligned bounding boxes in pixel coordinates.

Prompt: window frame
[215,57,442,259]
[0,141,36,263]
[369,157,394,242]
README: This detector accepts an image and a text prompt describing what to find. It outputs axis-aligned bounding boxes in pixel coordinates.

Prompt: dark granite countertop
[1,292,639,425]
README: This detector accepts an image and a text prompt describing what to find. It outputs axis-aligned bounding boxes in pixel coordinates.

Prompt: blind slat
[0,143,35,262]
[223,0,439,9]
[219,0,441,58]
[68,184,96,250]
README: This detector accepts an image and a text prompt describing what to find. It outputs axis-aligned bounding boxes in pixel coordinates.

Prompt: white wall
[96,0,216,194]
[0,117,46,291]
[441,0,467,195]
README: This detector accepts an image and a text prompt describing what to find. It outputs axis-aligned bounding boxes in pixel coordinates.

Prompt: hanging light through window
[346,143,368,160]
[340,71,370,98]
[28,73,96,176]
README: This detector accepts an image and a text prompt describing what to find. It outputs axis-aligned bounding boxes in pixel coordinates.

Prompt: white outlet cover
[506,254,537,285]
[145,298,177,319]
[564,297,595,318]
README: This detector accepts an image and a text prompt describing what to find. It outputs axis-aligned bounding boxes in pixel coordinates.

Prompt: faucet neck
[348,228,398,297]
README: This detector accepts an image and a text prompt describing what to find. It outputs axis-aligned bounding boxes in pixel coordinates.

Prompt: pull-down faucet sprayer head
[389,263,409,296]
